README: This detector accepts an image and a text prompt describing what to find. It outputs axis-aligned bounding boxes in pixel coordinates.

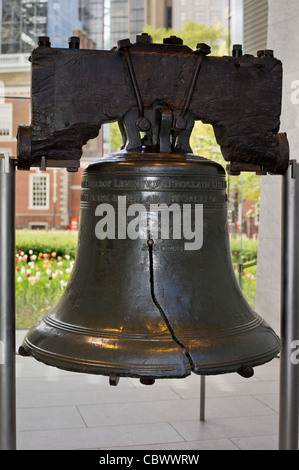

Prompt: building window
[29,174,50,210]
[0,103,13,138]
[29,222,48,230]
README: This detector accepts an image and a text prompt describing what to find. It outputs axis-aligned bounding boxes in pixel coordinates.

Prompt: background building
[0,0,104,230]
[110,0,172,47]
[243,0,268,55]
[172,0,228,30]
[0,0,244,231]
[0,0,105,52]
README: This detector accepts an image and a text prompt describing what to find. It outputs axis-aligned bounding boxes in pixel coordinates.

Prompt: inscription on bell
[81,192,227,206]
[82,177,227,191]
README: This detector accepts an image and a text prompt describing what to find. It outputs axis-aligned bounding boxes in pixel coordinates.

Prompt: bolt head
[68,36,80,49]
[174,116,187,131]
[232,44,243,57]
[195,43,211,55]
[257,49,274,58]
[136,33,153,44]
[136,117,151,132]
[117,38,133,49]
[38,36,51,47]
[163,36,183,45]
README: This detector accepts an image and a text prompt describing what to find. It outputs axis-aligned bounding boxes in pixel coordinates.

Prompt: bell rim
[20,335,280,378]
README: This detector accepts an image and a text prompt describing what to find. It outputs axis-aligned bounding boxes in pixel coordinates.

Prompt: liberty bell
[18,35,286,383]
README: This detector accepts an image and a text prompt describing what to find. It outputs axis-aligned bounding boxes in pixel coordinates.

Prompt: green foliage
[190,122,261,203]
[191,121,223,163]
[16,251,74,329]
[110,121,123,152]
[235,265,257,308]
[143,19,228,54]
[16,230,78,259]
[230,237,258,264]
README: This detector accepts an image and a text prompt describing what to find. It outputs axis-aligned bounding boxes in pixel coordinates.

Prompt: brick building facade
[0,30,101,230]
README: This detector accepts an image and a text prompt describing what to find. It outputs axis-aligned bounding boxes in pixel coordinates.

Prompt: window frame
[28,173,50,210]
[0,103,13,139]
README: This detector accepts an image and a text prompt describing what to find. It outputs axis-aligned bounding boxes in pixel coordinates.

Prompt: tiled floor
[15,329,294,451]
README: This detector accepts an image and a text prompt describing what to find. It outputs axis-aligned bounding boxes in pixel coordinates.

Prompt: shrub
[230,237,258,264]
[16,230,78,259]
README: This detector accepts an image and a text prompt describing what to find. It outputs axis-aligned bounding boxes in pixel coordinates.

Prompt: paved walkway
[15,329,287,450]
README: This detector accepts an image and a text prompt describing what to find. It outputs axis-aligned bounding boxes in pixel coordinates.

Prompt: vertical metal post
[238,263,243,289]
[279,160,299,450]
[200,375,206,421]
[0,154,16,450]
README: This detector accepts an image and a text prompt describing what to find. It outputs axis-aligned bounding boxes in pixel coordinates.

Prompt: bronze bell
[19,148,280,381]
[18,36,283,383]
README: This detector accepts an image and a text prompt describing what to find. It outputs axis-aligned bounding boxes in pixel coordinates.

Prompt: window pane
[31,175,49,208]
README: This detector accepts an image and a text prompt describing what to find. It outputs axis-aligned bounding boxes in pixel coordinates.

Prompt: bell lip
[19,336,280,378]
[19,320,280,379]
[191,343,281,376]
[19,337,192,379]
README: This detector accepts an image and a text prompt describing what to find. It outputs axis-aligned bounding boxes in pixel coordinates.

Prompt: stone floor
[15,330,294,451]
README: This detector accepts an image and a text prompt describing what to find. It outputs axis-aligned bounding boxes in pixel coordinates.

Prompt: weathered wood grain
[17,41,288,173]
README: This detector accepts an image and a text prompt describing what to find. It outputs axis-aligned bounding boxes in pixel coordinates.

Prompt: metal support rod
[238,263,243,290]
[200,375,206,421]
[279,160,299,450]
[0,154,16,450]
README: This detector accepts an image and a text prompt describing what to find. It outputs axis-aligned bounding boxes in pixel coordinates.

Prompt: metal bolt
[195,43,211,55]
[174,116,187,131]
[68,36,80,49]
[38,36,51,48]
[136,33,153,44]
[264,49,274,57]
[136,117,151,132]
[117,38,133,49]
[257,49,274,58]
[163,36,183,45]
[232,44,243,57]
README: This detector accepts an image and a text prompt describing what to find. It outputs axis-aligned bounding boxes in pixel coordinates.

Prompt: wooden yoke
[17,34,289,174]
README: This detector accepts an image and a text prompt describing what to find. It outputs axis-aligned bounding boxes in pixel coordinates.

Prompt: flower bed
[16,248,75,328]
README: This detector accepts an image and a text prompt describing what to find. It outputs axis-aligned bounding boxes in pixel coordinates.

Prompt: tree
[143,19,227,54]
[190,122,261,204]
